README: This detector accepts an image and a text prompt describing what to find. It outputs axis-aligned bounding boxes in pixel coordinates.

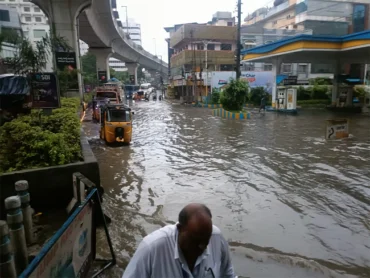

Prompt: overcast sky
[116,0,268,63]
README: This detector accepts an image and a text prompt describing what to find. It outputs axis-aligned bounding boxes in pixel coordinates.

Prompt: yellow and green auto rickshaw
[99,103,134,144]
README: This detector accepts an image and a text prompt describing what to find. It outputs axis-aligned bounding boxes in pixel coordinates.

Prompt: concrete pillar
[332,61,342,106]
[271,58,282,108]
[126,63,139,84]
[89,48,112,81]
[32,0,91,100]
[15,180,34,245]
[0,221,17,278]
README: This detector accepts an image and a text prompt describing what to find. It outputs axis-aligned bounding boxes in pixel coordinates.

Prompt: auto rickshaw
[99,103,134,144]
[92,97,108,122]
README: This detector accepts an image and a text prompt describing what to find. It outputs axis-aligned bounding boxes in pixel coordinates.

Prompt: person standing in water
[122,203,235,278]
[259,95,266,113]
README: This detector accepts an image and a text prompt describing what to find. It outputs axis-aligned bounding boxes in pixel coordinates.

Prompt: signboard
[26,202,93,278]
[283,75,298,85]
[30,73,61,109]
[211,71,274,94]
[55,52,77,71]
[326,119,349,140]
[98,71,107,83]
[129,75,135,85]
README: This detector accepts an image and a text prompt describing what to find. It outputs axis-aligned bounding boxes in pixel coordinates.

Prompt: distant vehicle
[124,85,140,99]
[134,83,152,101]
[96,85,123,104]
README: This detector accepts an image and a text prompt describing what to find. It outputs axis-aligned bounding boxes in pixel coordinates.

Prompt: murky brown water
[83,97,370,278]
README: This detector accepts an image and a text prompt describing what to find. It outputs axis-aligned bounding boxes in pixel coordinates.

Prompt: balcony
[266,1,290,18]
[171,50,235,68]
[170,24,237,48]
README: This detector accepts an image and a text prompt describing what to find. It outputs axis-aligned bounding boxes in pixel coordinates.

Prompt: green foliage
[81,53,98,85]
[248,87,269,106]
[354,86,367,98]
[297,85,330,100]
[297,99,330,107]
[0,97,82,173]
[2,32,71,74]
[220,79,249,111]
[57,67,79,96]
[309,77,332,85]
[211,92,220,104]
[83,92,95,103]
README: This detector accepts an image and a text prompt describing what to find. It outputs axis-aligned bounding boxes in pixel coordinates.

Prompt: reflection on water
[83,99,370,278]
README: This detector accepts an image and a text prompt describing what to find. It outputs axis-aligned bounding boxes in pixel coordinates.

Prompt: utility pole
[122,6,129,35]
[236,0,242,80]
[203,40,211,97]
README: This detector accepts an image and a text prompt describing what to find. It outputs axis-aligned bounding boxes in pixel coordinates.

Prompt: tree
[81,53,97,86]
[2,32,70,75]
[248,87,269,106]
[220,79,249,111]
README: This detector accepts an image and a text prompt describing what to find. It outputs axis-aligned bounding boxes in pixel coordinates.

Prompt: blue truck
[124,85,140,99]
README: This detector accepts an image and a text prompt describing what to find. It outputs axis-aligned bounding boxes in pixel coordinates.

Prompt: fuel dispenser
[276,87,297,112]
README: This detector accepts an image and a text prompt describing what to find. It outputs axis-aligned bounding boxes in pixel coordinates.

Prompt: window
[197,44,204,50]
[286,14,291,19]
[244,63,254,71]
[227,22,233,26]
[34,7,41,12]
[35,17,42,22]
[24,7,30,12]
[282,64,292,73]
[0,9,10,22]
[264,64,273,71]
[220,64,233,71]
[207,44,215,50]
[221,44,232,50]
[23,31,29,38]
[298,64,308,74]
[273,20,277,25]
[33,29,46,38]
[25,16,31,22]
[353,4,366,33]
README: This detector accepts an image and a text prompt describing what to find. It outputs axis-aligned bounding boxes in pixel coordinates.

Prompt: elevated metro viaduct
[242,30,370,108]
[31,0,168,97]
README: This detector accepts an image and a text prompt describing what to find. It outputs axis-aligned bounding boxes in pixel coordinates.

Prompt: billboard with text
[211,71,274,94]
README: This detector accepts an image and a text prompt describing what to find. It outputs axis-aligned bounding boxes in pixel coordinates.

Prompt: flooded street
[83,97,370,278]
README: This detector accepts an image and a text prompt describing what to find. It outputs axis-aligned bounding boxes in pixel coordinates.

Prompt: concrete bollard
[5,196,28,275]
[0,220,17,278]
[15,180,34,245]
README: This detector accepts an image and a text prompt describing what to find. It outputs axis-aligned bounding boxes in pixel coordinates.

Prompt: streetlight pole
[153,38,157,56]
[121,6,129,35]
[203,40,211,97]
[236,0,242,80]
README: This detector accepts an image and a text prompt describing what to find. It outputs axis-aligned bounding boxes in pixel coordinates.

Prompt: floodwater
[83,95,370,278]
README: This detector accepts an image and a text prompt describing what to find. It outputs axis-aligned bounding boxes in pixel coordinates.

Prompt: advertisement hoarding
[211,71,274,94]
[55,52,77,71]
[27,203,93,278]
[98,71,108,83]
[30,73,61,109]
[326,119,349,140]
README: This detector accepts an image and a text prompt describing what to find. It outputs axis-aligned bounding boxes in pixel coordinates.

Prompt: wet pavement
[83,95,370,278]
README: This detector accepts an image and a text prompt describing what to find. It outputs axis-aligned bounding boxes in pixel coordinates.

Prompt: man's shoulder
[142,224,177,247]
[211,224,222,236]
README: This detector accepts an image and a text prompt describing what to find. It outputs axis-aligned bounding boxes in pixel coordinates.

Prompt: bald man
[122,203,235,278]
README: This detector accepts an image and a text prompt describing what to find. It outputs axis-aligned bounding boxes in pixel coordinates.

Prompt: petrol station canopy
[241,30,370,65]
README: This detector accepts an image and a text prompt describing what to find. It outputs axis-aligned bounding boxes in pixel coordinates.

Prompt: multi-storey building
[1,0,52,71]
[243,0,370,80]
[109,58,126,72]
[164,12,236,100]
[121,18,142,45]
[0,5,22,72]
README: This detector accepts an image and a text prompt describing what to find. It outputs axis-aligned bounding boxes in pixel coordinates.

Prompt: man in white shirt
[122,203,235,278]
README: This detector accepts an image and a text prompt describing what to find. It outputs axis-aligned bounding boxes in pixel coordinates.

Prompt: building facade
[121,18,142,45]
[109,58,126,72]
[1,0,52,71]
[243,0,370,80]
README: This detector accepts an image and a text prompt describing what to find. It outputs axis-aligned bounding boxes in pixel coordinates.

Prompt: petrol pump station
[276,86,298,114]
